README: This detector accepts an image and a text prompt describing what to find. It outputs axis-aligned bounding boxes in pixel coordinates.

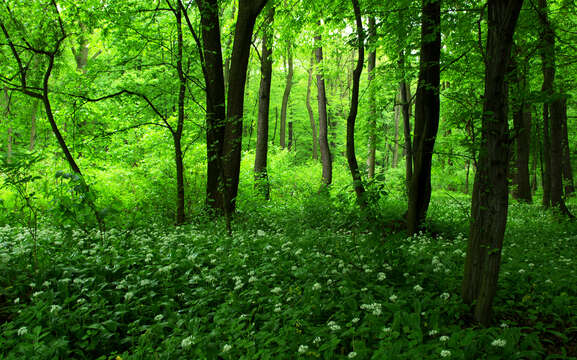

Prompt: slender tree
[254,5,275,200]
[462,0,524,326]
[315,21,332,186]
[407,0,441,234]
[366,16,377,179]
[280,46,294,149]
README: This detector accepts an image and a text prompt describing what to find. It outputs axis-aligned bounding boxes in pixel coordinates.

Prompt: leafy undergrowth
[0,196,576,359]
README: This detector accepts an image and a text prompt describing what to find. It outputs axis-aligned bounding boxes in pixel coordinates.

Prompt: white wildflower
[298,345,309,354]
[428,329,439,336]
[389,294,398,302]
[377,272,387,281]
[181,336,194,348]
[440,349,451,357]
[271,287,282,294]
[440,335,449,342]
[328,321,341,331]
[348,351,357,358]
[154,314,164,321]
[491,339,507,347]
[312,283,322,291]
[414,284,423,292]
[222,344,232,353]
[50,305,62,313]
[440,292,450,300]
[124,291,134,301]
[17,327,28,336]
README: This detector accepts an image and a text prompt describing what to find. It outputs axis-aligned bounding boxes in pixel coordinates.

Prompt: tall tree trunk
[399,57,413,193]
[174,2,187,225]
[511,55,532,202]
[560,98,574,196]
[315,22,332,186]
[306,55,318,160]
[539,0,553,208]
[222,0,268,214]
[254,6,274,200]
[392,95,400,168]
[462,0,523,327]
[346,0,367,206]
[280,46,293,149]
[196,0,227,212]
[538,0,572,216]
[407,0,441,234]
[223,2,236,92]
[366,16,377,179]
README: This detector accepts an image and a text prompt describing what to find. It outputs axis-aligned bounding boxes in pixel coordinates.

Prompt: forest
[1,0,576,358]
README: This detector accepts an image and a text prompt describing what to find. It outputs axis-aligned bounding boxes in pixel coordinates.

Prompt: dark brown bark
[196,0,227,212]
[254,6,274,200]
[407,0,441,234]
[538,0,572,216]
[346,0,367,206]
[280,46,293,149]
[315,23,332,186]
[306,55,318,160]
[174,2,186,225]
[366,16,377,179]
[288,122,293,151]
[510,56,532,202]
[462,0,523,327]
[560,98,574,196]
[221,0,268,214]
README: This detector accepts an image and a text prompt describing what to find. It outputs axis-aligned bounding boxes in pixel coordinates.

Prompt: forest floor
[0,194,576,359]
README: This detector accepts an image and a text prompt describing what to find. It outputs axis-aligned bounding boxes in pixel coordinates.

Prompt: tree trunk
[407,0,441,234]
[222,0,268,214]
[560,98,574,196]
[462,0,523,327]
[254,6,274,200]
[315,22,332,186]
[399,62,413,193]
[288,122,293,151]
[280,46,293,149]
[366,16,377,179]
[306,55,318,160]
[345,0,367,206]
[174,2,187,225]
[197,0,227,212]
[538,0,572,216]
[392,95,400,168]
[511,56,532,202]
[223,2,236,92]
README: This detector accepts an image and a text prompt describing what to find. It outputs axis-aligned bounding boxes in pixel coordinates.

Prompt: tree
[315,20,332,186]
[407,0,441,234]
[462,0,524,326]
[366,16,377,179]
[345,0,367,206]
[254,5,275,200]
[280,46,293,149]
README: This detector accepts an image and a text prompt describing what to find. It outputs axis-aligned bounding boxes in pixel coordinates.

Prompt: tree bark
[221,0,268,214]
[346,0,367,206]
[315,22,332,186]
[538,0,572,216]
[510,55,532,202]
[280,46,293,149]
[407,0,441,235]
[399,54,413,193]
[288,121,293,151]
[366,16,377,179]
[174,2,187,225]
[196,0,227,212]
[254,6,274,200]
[306,55,318,160]
[462,0,523,327]
[560,98,574,196]
[392,94,400,168]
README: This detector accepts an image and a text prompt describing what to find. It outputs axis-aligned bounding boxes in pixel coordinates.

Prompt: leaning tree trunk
[366,16,377,179]
[315,22,332,186]
[462,0,523,327]
[254,6,274,200]
[407,0,441,234]
[280,46,293,149]
[222,0,269,214]
[306,55,318,160]
[346,0,367,206]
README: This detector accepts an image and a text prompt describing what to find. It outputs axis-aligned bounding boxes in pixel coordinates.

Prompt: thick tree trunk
[400,76,412,192]
[560,98,574,196]
[306,56,318,160]
[197,0,227,212]
[280,46,293,149]
[462,0,523,327]
[254,6,274,200]
[315,23,332,186]
[366,16,377,179]
[222,0,268,214]
[346,0,367,206]
[407,0,441,234]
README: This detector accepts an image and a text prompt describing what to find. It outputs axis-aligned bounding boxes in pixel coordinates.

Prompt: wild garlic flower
[440,349,452,357]
[17,327,28,336]
[348,351,357,358]
[491,339,507,347]
[222,344,232,353]
[298,345,309,354]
